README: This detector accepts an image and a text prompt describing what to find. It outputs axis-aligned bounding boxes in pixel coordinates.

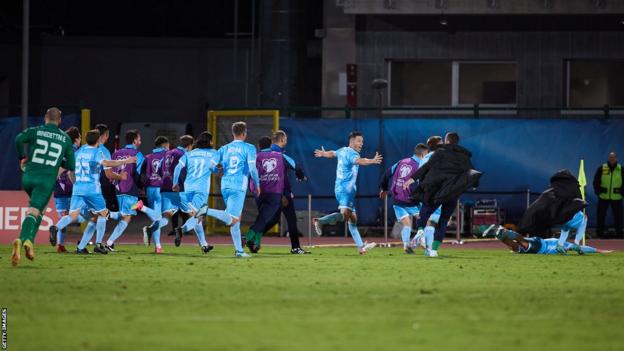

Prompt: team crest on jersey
[152,159,161,173]
[399,164,412,178]
[262,158,277,173]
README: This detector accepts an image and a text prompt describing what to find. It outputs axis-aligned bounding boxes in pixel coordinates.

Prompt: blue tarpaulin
[1,114,80,190]
[280,117,624,227]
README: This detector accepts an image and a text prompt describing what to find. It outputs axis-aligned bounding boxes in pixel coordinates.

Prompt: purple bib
[144,151,166,187]
[257,151,286,194]
[391,157,420,204]
[161,148,185,192]
[112,148,140,195]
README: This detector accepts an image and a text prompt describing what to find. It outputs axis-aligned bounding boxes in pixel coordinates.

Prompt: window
[388,60,517,107]
[567,60,624,108]
[456,62,517,105]
[389,61,452,106]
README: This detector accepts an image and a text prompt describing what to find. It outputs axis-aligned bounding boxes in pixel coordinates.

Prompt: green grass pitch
[1,244,623,351]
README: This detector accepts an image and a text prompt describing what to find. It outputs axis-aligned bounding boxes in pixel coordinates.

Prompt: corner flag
[578,159,587,201]
[578,159,587,245]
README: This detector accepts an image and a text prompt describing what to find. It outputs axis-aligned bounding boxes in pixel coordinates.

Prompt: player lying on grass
[484,225,612,255]
[313,131,381,255]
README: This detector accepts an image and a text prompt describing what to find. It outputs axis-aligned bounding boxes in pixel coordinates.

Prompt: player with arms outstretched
[313,132,382,254]
[12,107,76,266]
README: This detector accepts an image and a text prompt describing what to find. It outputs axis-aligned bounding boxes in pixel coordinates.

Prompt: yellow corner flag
[578,159,587,245]
[578,159,587,201]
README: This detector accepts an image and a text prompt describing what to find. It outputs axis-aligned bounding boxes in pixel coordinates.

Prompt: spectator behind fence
[593,152,624,238]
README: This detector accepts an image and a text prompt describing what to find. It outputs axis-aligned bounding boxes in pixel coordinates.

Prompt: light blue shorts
[562,211,586,231]
[55,197,71,213]
[146,187,162,213]
[336,191,356,212]
[161,192,181,214]
[70,194,107,214]
[222,188,246,219]
[117,194,139,216]
[428,206,442,223]
[180,191,208,214]
[393,205,420,221]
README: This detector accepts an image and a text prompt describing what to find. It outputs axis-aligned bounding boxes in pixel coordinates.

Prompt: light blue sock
[78,227,95,250]
[194,223,208,247]
[231,222,243,252]
[347,222,364,248]
[58,228,66,245]
[424,225,435,250]
[107,221,129,245]
[153,227,162,248]
[95,216,107,244]
[206,209,232,225]
[109,211,121,221]
[579,245,597,254]
[558,229,570,247]
[574,217,588,245]
[83,221,96,242]
[317,212,344,225]
[140,206,160,222]
[56,215,73,231]
[77,215,86,224]
[401,226,411,245]
[182,217,198,233]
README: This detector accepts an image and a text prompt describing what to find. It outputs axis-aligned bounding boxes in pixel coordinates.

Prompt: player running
[160,135,194,247]
[51,130,136,254]
[141,136,170,253]
[104,130,161,250]
[379,143,430,254]
[313,131,382,255]
[199,122,260,258]
[12,107,76,266]
[51,126,83,252]
[172,131,218,254]
[484,225,612,255]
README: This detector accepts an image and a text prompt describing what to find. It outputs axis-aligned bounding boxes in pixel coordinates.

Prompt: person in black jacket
[592,152,624,238]
[403,132,481,257]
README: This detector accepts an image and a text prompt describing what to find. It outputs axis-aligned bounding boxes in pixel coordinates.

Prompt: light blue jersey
[335,147,360,194]
[73,145,105,195]
[419,151,434,166]
[98,144,112,169]
[173,148,219,193]
[218,140,259,191]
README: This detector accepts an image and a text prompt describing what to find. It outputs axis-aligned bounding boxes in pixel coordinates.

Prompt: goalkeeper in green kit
[11,107,76,267]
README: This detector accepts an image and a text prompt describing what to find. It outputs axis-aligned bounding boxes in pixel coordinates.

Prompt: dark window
[568,60,624,107]
[389,61,452,106]
[458,62,517,105]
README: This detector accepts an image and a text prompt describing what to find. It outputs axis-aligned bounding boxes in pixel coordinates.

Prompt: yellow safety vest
[600,163,622,201]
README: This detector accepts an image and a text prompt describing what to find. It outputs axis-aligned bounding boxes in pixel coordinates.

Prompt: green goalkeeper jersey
[15,123,76,178]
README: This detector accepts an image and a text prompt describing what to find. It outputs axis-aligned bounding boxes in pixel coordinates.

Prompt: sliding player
[313,132,382,255]
[485,225,612,255]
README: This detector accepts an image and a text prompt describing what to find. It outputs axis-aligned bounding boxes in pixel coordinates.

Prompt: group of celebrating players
[10,107,611,266]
